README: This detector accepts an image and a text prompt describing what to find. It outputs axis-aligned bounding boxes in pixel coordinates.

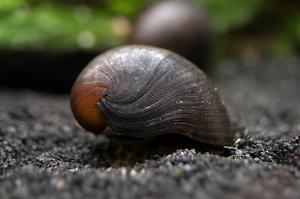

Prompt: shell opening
[70,82,108,134]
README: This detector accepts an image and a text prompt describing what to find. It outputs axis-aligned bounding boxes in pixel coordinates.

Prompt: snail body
[71,45,232,146]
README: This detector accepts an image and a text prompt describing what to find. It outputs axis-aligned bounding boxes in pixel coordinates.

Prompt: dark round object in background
[129,0,212,68]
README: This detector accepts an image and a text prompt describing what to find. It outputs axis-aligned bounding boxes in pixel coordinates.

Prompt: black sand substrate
[0,57,300,199]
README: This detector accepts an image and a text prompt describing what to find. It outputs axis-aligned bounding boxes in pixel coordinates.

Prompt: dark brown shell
[70,45,233,146]
[129,0,211,67]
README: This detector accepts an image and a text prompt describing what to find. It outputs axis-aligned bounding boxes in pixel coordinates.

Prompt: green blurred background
[1,0,300,57]
[0,0,300,92]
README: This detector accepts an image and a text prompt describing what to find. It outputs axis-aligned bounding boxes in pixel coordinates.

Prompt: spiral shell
[70,45,232,146]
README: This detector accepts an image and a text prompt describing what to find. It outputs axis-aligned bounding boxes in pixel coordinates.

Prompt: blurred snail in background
[129,0,212,68]
[70,45,233,146]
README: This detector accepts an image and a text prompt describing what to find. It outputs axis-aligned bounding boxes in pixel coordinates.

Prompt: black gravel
[1,57,300,199]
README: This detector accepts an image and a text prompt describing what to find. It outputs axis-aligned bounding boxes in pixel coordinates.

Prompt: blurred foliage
[196,0,263,32]
[0,1,120,50]
[0,0,300,55]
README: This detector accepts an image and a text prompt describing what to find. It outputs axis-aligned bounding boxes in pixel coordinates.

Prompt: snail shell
[70,45,233,146]
[129,0,211,67]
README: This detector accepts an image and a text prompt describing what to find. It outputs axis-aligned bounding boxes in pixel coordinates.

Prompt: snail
[70,45,233,146]
[129,0,212,68]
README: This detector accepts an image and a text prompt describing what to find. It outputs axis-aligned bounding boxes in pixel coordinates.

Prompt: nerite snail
[70,45,233,146]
